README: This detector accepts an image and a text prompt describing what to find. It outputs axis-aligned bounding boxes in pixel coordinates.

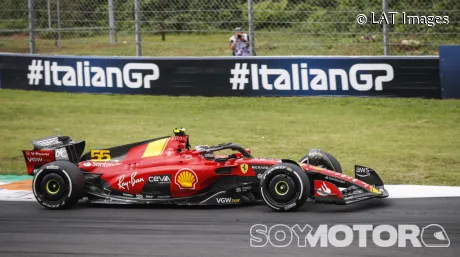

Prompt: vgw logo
[216,198,241,204]
[27,59,159,88]
[230,63,394,91]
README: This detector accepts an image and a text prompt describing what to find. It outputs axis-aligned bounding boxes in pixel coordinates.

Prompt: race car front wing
[313,165,389,205]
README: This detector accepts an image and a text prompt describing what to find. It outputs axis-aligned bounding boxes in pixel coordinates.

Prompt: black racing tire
[299,151,343,174]
[260,163,310,212]
[32,161,85,210]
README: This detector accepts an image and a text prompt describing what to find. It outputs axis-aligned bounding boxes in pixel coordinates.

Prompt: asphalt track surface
[0,198,458,257]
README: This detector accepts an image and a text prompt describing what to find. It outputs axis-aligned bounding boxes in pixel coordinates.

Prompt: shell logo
[175,169,198,189]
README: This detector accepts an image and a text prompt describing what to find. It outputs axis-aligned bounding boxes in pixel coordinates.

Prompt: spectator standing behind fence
[229,27,250,56]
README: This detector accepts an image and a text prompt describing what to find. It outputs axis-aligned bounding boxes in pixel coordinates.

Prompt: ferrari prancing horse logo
[240,164,249,174]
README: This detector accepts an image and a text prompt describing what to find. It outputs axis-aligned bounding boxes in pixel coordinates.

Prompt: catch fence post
[56,0,62,48]
[134,0,142,56]
[248,0,255,56]
[108,0,117,45]
[28,0,36,54]
[382,0,390,55]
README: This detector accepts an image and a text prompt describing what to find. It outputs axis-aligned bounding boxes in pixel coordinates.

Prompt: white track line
[0,181,34,201]
[0,189,35,201]
[385,185,460,198]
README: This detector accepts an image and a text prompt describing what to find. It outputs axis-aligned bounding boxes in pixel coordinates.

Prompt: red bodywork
[75,135,377,198]
[78,135,278,198]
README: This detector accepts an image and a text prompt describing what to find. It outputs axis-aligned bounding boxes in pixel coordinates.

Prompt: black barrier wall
[440,46,460,99]
[0,53,441,98]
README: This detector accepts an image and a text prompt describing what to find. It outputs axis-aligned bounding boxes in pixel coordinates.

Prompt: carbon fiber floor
[0,198,458,257]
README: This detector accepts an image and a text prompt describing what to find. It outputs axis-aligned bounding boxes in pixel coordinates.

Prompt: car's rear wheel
[32,161,85,210]
[260,163,310,212]
[299,151,343,173]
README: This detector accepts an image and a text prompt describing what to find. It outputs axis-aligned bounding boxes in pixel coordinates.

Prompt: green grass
[0,32,448,56]
[1,89,459,186]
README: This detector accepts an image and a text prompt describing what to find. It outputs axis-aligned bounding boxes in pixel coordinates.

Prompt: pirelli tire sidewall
[32,161,85,210]
[260,163,310,212]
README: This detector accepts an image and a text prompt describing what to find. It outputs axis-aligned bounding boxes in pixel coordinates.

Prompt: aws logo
[175,169,198,189]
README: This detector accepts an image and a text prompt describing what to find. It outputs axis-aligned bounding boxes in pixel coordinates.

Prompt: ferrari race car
[22,128,388,212]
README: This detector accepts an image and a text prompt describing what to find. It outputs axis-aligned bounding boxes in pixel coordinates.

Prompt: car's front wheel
[32,161,85,210]
[260,163,310,212]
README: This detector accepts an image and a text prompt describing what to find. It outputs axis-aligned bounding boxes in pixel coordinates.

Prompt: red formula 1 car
[22,128,388,211]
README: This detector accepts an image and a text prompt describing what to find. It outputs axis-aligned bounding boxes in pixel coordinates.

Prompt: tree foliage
[1,0,459,39]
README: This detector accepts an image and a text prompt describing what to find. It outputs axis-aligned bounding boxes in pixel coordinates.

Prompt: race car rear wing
[22,135,86,175]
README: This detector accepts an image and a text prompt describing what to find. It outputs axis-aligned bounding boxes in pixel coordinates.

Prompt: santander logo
[317,182,331,196]
[314,180,343,198]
